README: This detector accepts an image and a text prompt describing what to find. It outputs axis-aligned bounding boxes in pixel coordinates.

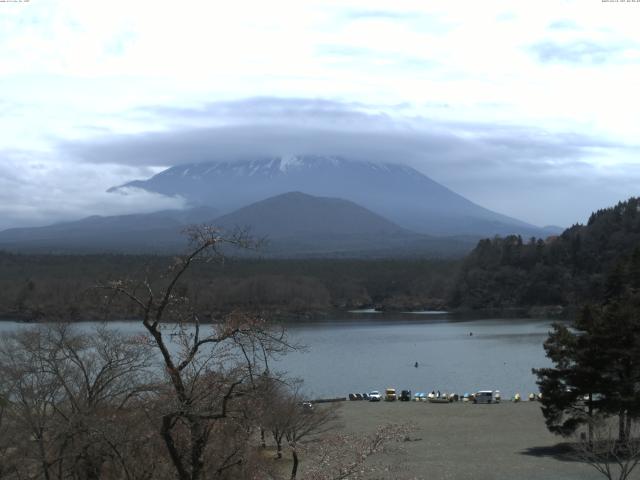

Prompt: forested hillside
[0,254,458,321]
[451,197,640,310]
[4,197,640,321]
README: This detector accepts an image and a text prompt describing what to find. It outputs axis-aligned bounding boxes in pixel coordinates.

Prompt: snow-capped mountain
[109,155,552,237]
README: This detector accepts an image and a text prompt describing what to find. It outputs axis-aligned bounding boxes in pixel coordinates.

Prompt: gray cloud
[16,96,640,228]
[529,40,629,64]
[0,150,185,231]
[62,97,607,174]
[137,97,388,128]
[61,96,615,186]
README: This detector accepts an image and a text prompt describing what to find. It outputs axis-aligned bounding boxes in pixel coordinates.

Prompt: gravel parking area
[335,400,607,480]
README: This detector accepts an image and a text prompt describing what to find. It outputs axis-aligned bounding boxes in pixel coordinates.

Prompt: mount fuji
[110,155,555,238]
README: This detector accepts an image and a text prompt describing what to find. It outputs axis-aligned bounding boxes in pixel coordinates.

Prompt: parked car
[354,393,363,400]
[361,393,369,400]
[400,390,412,401]
[348,393,357,401]
[369,390,382,402]
[301,402,313,413]
[385,388,397,401]
[473,390,495,404]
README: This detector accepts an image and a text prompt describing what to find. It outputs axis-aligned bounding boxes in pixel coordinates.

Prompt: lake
[0,314,554,399]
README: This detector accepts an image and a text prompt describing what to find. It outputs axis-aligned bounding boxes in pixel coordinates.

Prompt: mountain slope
[0,192,477,257]
[210,192,476,257]
[214,191,405,238]
[0,207,218,253]
[109,155,554,237]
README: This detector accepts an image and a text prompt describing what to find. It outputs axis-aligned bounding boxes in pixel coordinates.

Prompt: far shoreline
[0,305,572,324]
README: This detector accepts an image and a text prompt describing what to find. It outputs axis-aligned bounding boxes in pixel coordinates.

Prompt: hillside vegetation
[451,197,640,310]
[0,255,458,321]
[4,197,640,321]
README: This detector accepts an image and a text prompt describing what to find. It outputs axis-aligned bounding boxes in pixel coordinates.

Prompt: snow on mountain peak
[158,155,412,182]
[279,155,303,172]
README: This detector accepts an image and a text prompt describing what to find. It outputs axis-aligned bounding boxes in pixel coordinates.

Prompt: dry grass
[329,400,606,480]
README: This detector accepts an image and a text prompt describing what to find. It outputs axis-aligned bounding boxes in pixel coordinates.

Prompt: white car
[473,390,496,404]
[369,390,382,402]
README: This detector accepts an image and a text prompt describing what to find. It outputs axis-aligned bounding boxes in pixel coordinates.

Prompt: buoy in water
[414,361,419,368]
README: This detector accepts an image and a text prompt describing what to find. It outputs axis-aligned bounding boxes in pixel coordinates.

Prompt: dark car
[349,393,357,401]
[354,393,363,400]
[400,390,412,401]
[361,393,369,400]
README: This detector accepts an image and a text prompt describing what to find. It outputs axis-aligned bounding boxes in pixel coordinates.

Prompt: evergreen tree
[534,257,640,442]
[452,197,640,310]
[533,307,604,438]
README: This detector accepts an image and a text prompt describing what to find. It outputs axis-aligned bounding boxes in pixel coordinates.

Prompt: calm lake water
[0,314,554,399]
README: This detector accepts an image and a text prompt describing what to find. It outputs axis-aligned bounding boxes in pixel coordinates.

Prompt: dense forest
[0,254,459,321]
[4,197,640,321]
[451,197,640,310]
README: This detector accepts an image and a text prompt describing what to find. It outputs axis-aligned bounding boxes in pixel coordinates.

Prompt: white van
[473,390,495,404]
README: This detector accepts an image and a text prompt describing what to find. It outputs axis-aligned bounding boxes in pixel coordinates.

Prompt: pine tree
[534,307,604,439]
[534,256,640,442]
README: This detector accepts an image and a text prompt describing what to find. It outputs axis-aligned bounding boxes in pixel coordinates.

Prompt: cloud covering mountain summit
[110,155,554,238]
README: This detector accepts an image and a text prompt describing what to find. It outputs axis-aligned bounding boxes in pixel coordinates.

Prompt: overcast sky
[1,0,640,230]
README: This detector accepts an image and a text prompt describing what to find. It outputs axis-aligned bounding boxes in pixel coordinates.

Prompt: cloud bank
[56,97,639,228]
[0,150,185,231]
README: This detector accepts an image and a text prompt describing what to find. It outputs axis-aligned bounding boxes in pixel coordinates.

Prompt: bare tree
[0,328,62,480]
[0,390,16,479]
[574,417,640,480]
[0,324,158,480]
[276,384,339,480]
[286,403,338,480]
[103,225,292,480]
[267,399,288,460]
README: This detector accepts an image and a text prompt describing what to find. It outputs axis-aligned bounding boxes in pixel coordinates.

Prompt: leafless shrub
[573,417,640,480]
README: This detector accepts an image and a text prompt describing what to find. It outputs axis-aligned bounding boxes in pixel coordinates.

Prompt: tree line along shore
[2,197,640,322]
